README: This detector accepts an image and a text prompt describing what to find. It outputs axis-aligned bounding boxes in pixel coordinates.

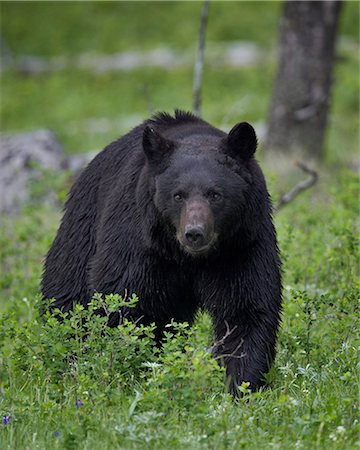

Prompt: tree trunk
[265,0,342,159]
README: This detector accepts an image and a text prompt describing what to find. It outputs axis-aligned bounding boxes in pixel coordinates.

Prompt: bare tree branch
[214,338,246,361]
[212,320,237,350]
[209,320,247,361]
[275,161,318,213]
[193,0,210,117]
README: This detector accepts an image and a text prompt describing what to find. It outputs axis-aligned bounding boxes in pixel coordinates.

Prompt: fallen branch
[213,338,246,361]
[212,320,237,351]
[210,321,247,361]
[193,0,210,117]
[274,161,318,213]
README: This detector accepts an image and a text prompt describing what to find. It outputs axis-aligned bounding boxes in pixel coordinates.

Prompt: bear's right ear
[225,122,257,161]
[143,126,175,166]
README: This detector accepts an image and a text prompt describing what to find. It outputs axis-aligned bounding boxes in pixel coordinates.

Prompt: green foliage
[0,169,358,449]
[1,2,358,163]
[1,294,155,403]
[1,2,281,56]
[0,294,226,449]
[2,1,357,57]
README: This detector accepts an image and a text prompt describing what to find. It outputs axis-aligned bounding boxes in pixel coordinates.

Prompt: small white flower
[329,432,336,441]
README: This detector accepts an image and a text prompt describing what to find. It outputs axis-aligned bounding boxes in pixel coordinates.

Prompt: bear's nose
[185,225,205,246]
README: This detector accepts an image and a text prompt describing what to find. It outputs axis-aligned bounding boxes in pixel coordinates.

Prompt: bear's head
[142,121,266,257]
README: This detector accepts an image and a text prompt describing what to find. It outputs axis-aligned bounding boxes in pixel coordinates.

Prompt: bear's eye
[208,191,221,201]
[174,193,183,202]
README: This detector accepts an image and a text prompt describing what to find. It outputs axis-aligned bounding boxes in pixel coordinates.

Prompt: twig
[275,161,318,213]
[214,338,246,361]
[193,0,210,117]
[212,320,237,351]
[210,320,246,360]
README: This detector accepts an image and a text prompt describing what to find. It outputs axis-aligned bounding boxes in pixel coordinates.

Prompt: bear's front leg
[200,238,282,396]
[213,312,280,396]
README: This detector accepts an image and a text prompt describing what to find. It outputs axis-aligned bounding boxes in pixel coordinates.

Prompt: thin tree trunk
[193,0,210,118]
[265,0,342,159]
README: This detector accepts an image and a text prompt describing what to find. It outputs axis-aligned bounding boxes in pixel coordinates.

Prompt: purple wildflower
[55,431,60,438]
[75,399,84,407]
[2,415,11,425]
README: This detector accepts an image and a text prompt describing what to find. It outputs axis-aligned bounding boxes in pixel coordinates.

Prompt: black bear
[42,110,282,395]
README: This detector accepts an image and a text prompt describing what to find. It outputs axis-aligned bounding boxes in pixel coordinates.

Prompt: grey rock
[66,151,98,173]
[0,129,66,214]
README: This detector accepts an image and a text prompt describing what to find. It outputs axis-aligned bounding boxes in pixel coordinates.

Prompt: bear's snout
[178,199,216,256]
[185,224,205,246]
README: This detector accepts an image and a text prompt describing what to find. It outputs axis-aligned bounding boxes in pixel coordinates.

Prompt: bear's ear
[225,122,257,160]
[143,126,174,166]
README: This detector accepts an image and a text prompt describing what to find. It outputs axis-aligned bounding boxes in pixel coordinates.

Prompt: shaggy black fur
[42,110,282,396]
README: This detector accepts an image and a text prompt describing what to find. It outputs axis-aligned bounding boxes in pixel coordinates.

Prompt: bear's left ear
[225,122,257,160]
[143,126,175,166]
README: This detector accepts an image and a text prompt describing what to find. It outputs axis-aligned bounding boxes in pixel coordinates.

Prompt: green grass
[1,56,358,161]
[1,1,357,56]
[1,65,276,153]
[1,2,358,162]
[0,2,359,449]
[0,169,358,450]
[1,2,283,56]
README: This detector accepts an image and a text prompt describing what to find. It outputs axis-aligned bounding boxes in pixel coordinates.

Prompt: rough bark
[265,0,342,158]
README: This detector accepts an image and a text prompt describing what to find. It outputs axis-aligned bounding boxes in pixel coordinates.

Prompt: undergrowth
[0,170,358,449]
